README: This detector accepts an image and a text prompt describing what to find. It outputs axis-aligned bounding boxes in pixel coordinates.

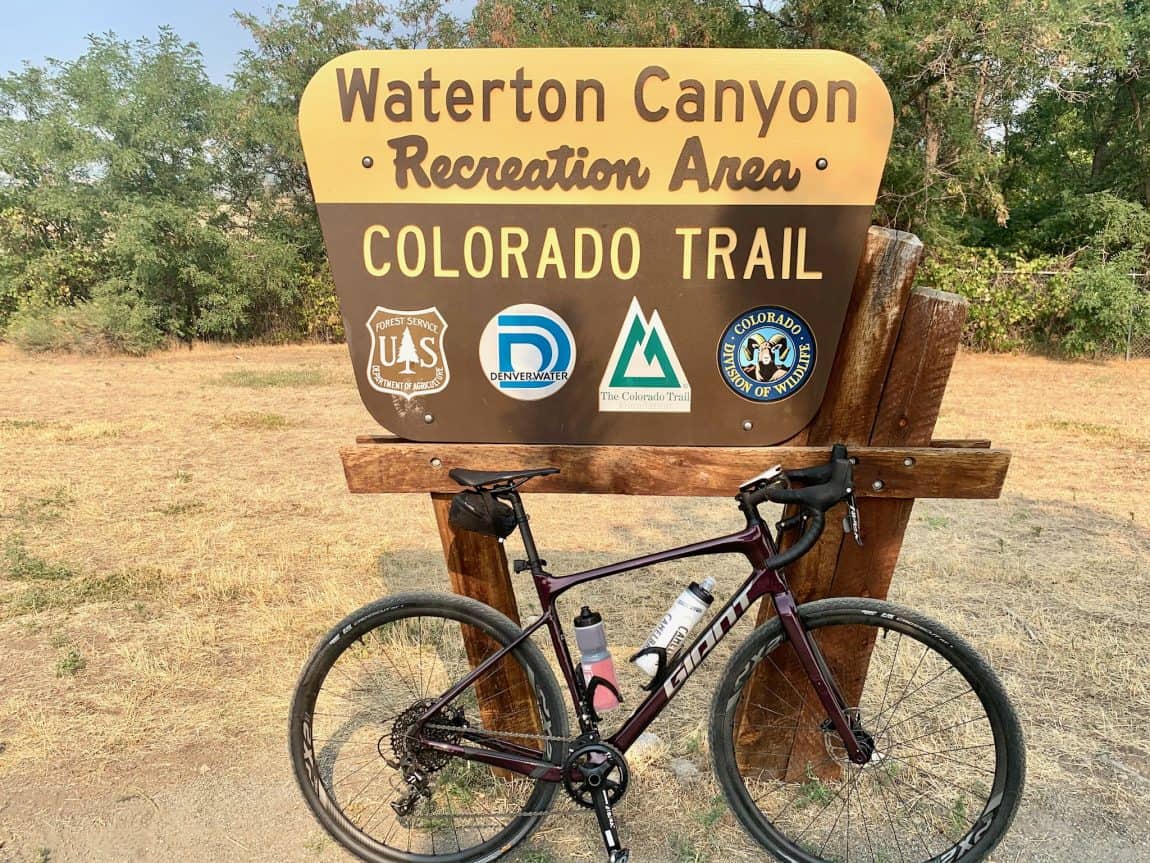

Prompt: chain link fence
[1126,273,1150,360]
[940,268,1150,358]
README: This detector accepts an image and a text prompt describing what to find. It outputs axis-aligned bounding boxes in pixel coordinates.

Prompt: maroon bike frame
[417,493,866,779]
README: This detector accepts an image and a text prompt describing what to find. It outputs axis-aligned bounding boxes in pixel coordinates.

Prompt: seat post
[506,490,545,574]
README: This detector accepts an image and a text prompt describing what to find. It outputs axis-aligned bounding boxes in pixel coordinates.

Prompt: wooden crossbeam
[340,438,1009,501]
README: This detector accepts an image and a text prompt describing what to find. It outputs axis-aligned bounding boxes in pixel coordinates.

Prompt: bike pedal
[607,850,630,863]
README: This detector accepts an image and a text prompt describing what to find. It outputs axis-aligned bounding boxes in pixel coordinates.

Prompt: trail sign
[299,48,893,444]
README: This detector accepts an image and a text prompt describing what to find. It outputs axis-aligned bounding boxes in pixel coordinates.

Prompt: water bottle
[633,577,716,677]
[573,606,621,712]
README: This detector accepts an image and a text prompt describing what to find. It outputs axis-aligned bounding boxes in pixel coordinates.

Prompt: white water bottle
[633,577,716,677]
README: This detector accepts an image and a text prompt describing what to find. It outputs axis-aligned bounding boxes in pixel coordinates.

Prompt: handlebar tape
[762,511,825,570]
[748,443,853,571]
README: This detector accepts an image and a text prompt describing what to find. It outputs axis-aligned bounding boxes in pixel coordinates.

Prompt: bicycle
[289,444,1025,863]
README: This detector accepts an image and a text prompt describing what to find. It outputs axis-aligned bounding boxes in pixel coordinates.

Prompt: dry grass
[1,345,1147,861]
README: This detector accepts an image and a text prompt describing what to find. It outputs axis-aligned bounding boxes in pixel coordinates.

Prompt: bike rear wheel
[710,597,1024,863]
[289,591,568,863]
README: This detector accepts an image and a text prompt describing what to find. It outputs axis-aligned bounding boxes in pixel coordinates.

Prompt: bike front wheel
[710,597,1024,863]
[289,591,569,863]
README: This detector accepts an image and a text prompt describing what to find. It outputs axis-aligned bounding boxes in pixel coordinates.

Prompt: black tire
[710,598,1024,863]
[289,591,568,863]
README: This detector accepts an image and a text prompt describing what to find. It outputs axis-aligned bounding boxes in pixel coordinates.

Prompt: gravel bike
[289,444,1025,863]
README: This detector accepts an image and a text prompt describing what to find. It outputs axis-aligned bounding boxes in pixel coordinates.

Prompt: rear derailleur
[389,758,433,817]
[386,700,468,817]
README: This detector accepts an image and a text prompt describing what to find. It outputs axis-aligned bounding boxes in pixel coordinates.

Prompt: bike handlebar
[744,444,853,571]
[762,510,826,570]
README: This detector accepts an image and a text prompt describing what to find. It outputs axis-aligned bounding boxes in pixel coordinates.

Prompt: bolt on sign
[298,49,893,444]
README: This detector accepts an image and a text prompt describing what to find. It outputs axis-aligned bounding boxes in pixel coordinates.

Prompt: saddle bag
[448,489,517,539]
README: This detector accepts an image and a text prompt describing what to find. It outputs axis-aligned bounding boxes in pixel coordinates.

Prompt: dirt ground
[1,344,1148,863]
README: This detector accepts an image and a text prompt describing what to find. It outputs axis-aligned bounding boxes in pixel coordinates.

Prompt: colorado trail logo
[718,306,815,403]
[599,297,690,413]
[365,306,449,399]
[479,303,575,401]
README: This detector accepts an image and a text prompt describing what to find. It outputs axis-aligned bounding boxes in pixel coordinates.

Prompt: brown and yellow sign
[299,48,893,444]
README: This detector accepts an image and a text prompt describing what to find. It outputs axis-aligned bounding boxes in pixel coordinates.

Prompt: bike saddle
[448,466,559,488]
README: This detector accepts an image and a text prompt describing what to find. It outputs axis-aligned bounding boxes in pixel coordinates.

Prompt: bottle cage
[583,676,625,723]
[628,645,671,692]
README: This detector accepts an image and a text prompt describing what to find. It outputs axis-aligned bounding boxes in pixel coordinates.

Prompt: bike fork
[773,590,872,765]
[592,789,629,863]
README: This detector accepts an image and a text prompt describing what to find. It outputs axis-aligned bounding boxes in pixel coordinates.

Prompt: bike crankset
[562,741,629,808]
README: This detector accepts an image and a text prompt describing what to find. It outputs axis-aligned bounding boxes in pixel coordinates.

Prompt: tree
[0,30,299,346]
[999,2,1150,262]
[217,1,467,341]
[1,0,1145,355]
[397,326,419,373]
[741,0,1080,247]
[469,0,770,48]
[222,1,466,266]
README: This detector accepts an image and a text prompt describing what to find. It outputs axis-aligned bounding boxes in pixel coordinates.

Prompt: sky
[0,1,476,84]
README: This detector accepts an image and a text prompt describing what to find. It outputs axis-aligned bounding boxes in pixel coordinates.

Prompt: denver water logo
[479,304,576,401]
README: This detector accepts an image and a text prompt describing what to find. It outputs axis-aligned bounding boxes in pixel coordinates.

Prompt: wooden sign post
[339,226,1008,778]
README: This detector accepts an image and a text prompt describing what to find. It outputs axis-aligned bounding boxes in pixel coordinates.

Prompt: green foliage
[4,286,163,355]
[4,536,74,581]
[295,270,344,341]
[0,1,1147,356]
[1063,261,1150,357]
[924,245,1149,357]
[0,28,303,349]
[469,0,768,48]
[55,646,86,677]
[922,249,1072,352]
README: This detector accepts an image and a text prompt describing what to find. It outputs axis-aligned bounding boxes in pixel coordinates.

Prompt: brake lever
[843,490,863,546]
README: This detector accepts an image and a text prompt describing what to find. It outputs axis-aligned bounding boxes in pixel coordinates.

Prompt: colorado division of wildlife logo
[365,306,449,399]
[479,303,576,401]
[600,297,690,412]
[719,306,815,403]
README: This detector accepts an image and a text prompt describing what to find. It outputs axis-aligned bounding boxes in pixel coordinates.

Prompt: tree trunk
[1127,80,1150,207]
[921,94,941,227]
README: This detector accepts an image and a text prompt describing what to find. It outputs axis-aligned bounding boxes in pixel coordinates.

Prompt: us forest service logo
[366,306,449,399]
[719,306,815,403]
[599,297,690,413]
[479,303,576,401]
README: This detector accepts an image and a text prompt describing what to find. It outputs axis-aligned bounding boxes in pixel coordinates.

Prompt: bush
[921,248,1072,352]
[922,247,1150,356]
[297,269,344,342]
[1061,261,1150,358]
[4,287,164,356]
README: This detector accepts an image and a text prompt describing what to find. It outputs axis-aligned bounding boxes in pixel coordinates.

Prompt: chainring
[562,742,629,808]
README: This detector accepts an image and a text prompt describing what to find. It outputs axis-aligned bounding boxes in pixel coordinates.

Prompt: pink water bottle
[573,606,621,712]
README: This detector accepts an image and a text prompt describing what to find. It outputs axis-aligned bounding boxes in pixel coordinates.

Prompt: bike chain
[424,722,578,744]
[423,723,590,821]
